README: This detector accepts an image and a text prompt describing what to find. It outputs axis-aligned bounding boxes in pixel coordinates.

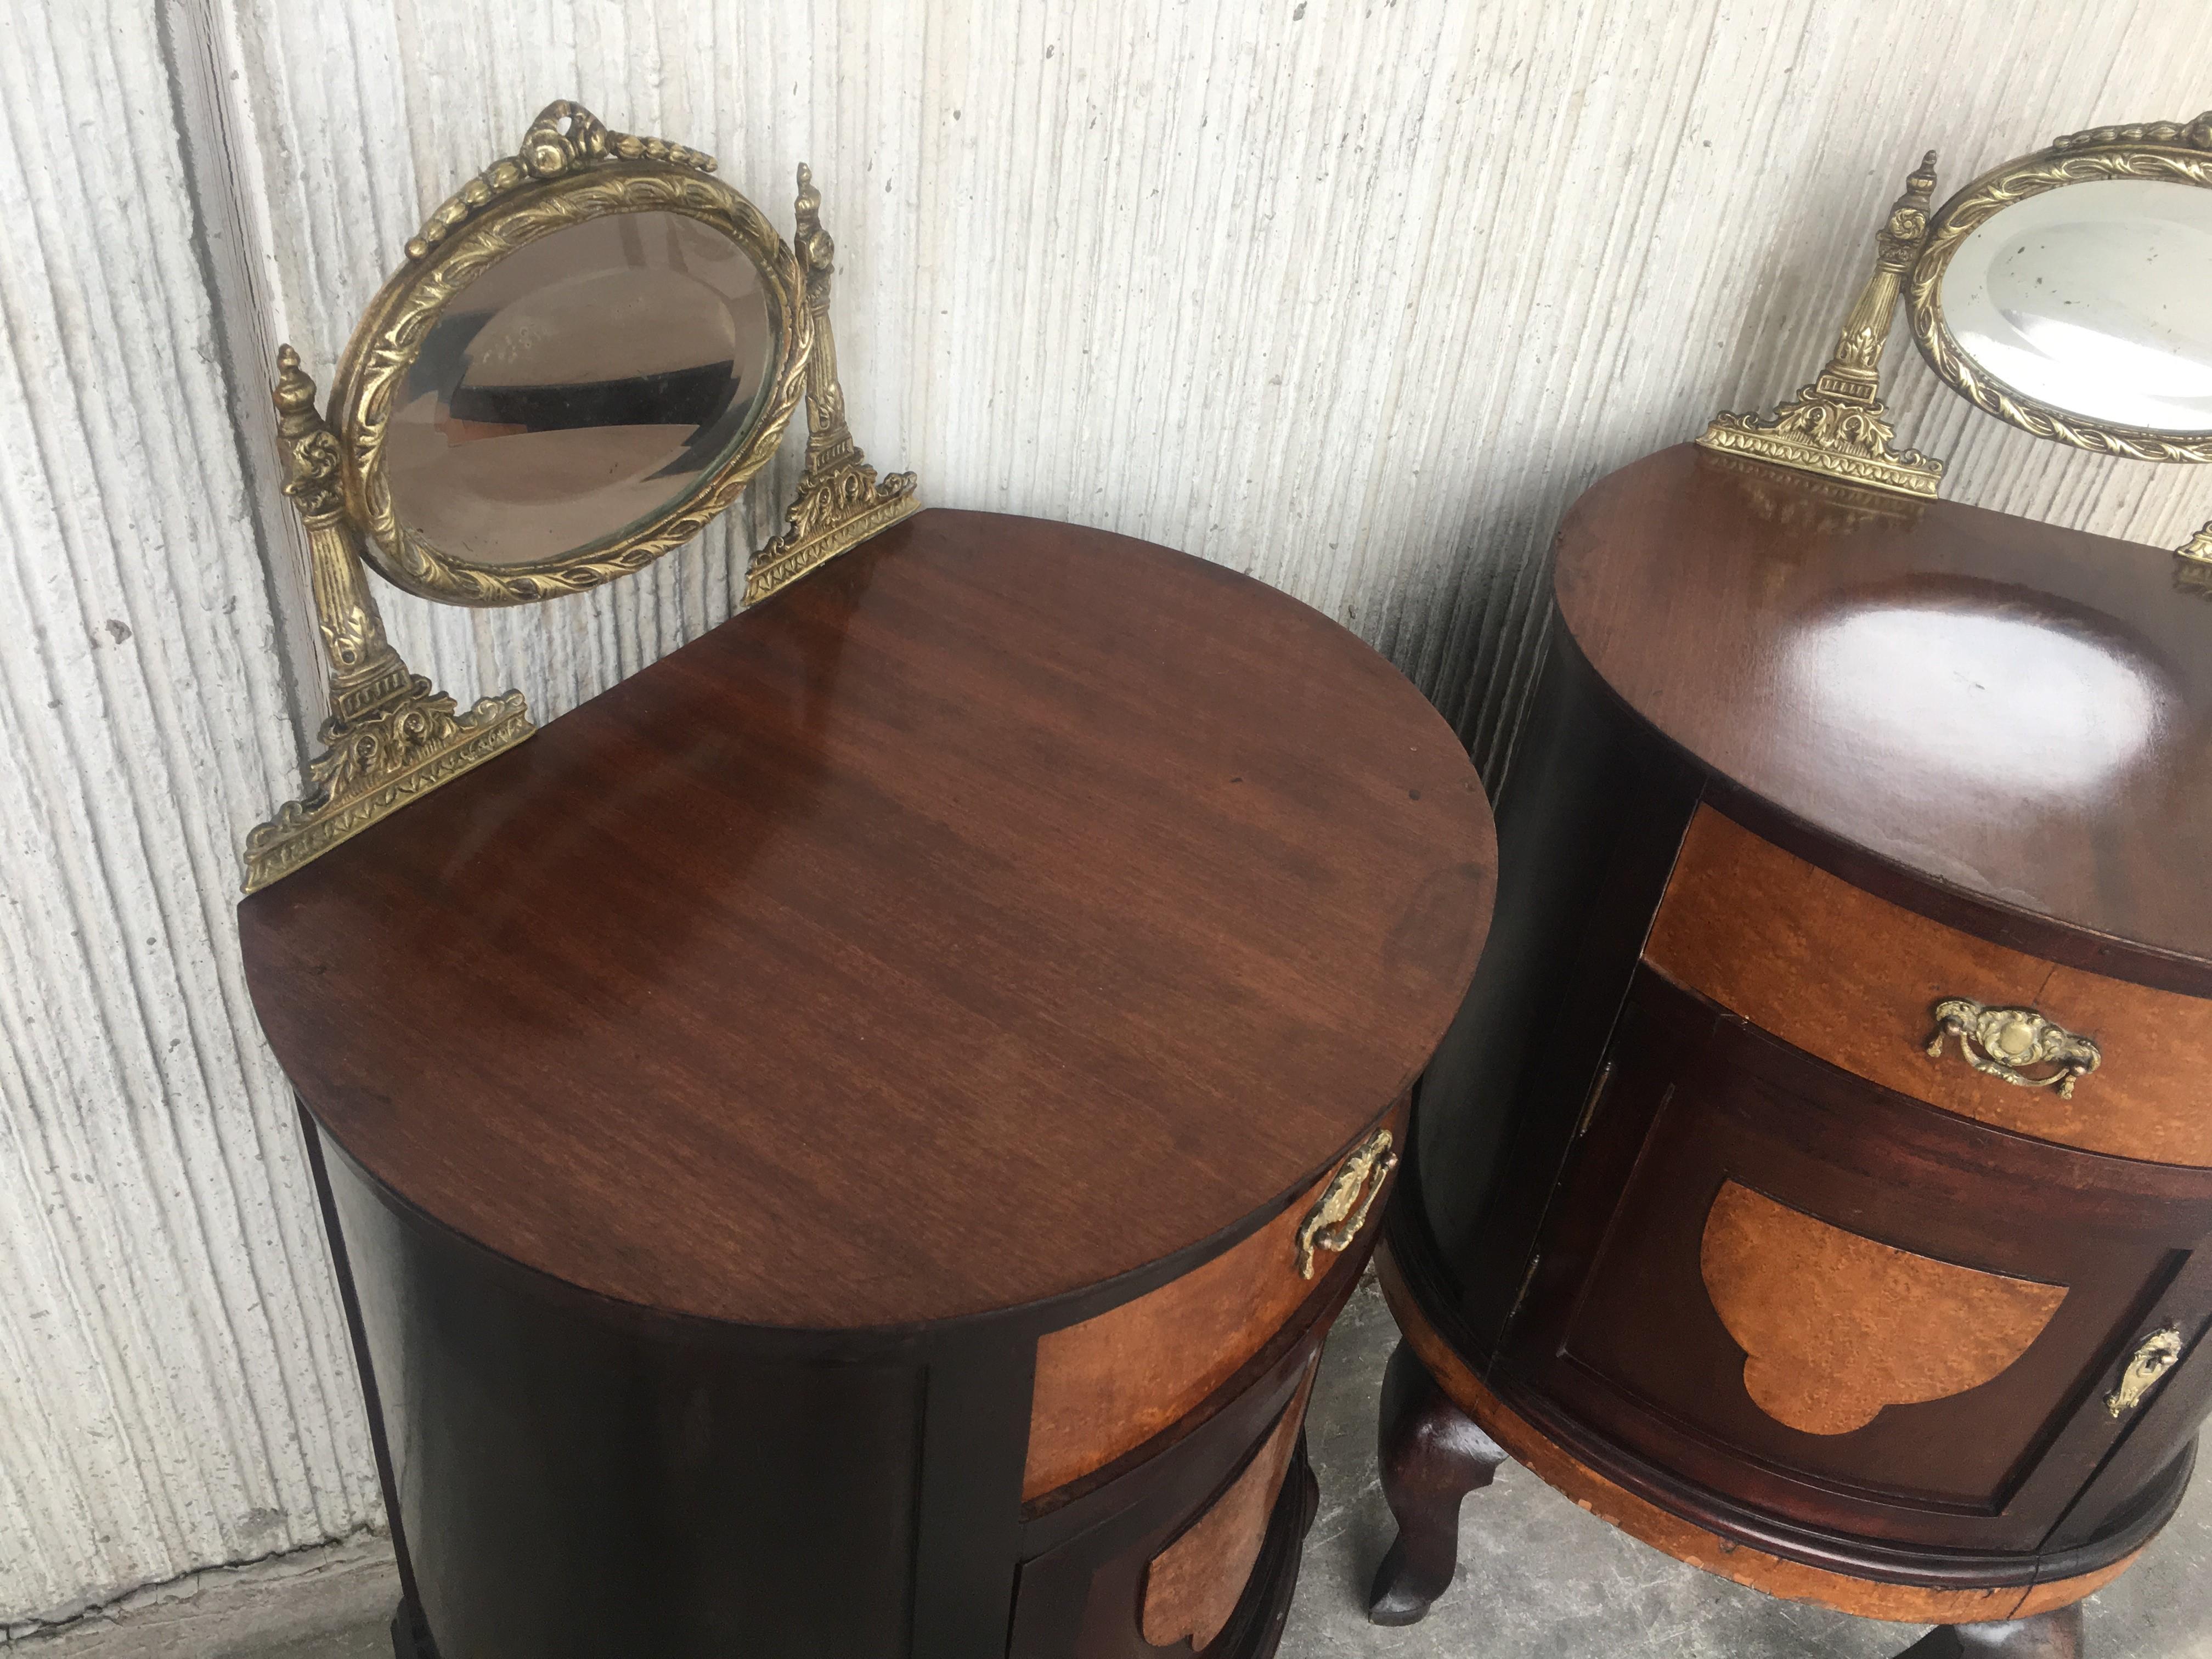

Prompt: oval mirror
[1910,115,2212,461]
[332,114,808,603]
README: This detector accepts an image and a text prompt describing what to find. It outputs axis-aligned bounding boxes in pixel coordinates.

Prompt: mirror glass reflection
[1941,178,2212,434]
[386,211,774,567]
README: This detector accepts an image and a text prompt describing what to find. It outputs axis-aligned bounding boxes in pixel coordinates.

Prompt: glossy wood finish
[241,508,1494,1332]
[1386,449,2212,1656]
[1366,1338,1506,1626]
[1380,1251,2143,1627]
[1010,1291,1345,1659]
[1503,966,2212,1554]
[1028,1099,1403,1498]
[244,510,1496,1659]
[1649,808,2212,1165]
[1556,445,2212,996]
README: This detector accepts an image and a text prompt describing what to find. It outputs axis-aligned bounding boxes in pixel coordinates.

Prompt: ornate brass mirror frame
[1698,111,2212,569]
[1907,114,2212,468]
[241,103,918,894]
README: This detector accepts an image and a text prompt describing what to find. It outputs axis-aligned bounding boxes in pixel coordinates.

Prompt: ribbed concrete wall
[5,0,2211,1629]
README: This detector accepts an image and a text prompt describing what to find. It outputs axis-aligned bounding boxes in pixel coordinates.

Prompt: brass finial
[272,344,346,525]
[240,343,534,893]
[1696,147,1946,498]
[742,164,920,604]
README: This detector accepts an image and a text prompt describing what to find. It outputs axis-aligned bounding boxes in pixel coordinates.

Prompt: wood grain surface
[1699,1181,2064,1436]
[1555,445,2212,991]
[1139,1359,1317,1650]
[1025,1099,1400,1497]
[1647,808,2212,1165]
[1380,1249,2143,1626]
[239,510,1494,1330]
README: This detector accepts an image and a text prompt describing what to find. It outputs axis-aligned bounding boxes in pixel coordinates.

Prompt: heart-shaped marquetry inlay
[1700,1181,2066,1435]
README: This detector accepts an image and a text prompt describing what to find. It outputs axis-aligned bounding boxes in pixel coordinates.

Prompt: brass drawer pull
[2107,1325,2185,1418]
[1294,1128,1397,1280]
[1926,1000,2101,1099]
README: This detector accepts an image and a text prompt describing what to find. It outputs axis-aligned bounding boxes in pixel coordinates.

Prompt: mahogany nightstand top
[1555,445,2212,993]
[241,510,1495,1331]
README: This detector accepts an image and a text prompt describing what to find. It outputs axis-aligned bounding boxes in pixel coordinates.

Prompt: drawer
[1645,806,2212,1166]
[1009,1331,1325,1659]
[1502,966,2212,1553]
[1139,1361,1316,1650]
[1025,1099,1402,1498]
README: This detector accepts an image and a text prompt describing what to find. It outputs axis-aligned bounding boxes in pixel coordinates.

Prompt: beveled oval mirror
[1909,113,2212,461]
[330,103,810,603]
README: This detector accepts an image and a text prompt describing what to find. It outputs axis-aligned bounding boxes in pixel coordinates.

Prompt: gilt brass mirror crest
[241,102,918,893]
[1700,111,2212,565]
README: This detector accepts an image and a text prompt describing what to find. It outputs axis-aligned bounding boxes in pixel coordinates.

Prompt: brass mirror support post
[240,349,533,894]
[1699,153,1945,499]
[744,165,920,605]
[238,104,915,891]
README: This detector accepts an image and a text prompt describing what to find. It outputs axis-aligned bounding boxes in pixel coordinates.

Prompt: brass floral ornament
[1925,998,2102,1099]
[1699,154,1945,499]
[241,348,533,894]
[2107,1324,2186,1418]
[744,165,919,605]
[1703,111,2212,558]
[1293,1127,1397,1280]
[240,101,919,890]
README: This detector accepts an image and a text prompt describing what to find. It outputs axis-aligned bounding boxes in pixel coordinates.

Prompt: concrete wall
[5,0,2210,1631]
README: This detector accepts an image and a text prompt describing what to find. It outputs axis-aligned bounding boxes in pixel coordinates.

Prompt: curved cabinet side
[1412,619,1701,1353]
[317,1132,927,1659]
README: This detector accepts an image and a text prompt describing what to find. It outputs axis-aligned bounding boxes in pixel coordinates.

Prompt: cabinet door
[1498,968,2212,1554]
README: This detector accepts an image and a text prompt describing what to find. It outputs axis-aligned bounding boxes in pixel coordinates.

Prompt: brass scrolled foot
[242,684,532,893]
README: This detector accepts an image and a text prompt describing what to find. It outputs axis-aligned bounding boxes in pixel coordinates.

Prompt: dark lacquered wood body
[242,510,1496,1659]
[1389,447,2212,1631]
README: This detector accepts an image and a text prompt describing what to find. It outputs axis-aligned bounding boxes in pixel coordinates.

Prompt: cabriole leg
[1367,1340,1508,1626]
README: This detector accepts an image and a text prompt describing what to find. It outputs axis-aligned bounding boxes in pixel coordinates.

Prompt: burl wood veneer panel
[1025,1150,1359,1500]
[1380,1250,2140,1624]
[1646,808,2212,1165]
[1700,1181,2066,1435]
[1139,1359,1317,1649]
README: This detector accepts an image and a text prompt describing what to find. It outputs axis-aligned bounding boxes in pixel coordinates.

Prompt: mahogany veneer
[242,509,1495,1659]
[1375,447,2212,1656]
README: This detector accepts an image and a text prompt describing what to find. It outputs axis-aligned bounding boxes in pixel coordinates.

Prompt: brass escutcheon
[1294,1128,1398,1280]
[2107,1325,2186,1418]
[1926,999,2101,1099]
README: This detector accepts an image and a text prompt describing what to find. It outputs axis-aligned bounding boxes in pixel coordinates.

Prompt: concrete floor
[31,1271,2210,1658]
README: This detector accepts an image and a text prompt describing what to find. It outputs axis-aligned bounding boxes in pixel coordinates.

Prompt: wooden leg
[390,1600,439,1659]
[1367,1339,1509,1626]
[1895,1603,2085,1659]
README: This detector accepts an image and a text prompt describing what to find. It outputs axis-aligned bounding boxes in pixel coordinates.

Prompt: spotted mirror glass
[1936,178,2212,436]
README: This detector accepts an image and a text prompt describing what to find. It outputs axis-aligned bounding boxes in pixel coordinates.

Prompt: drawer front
[1139,1363,1316,1650]
[1009,1329,1327,1659]
[1646,806,2212,1166]
[1501,967,2212,1553]
[1025,1098,1402,1499]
